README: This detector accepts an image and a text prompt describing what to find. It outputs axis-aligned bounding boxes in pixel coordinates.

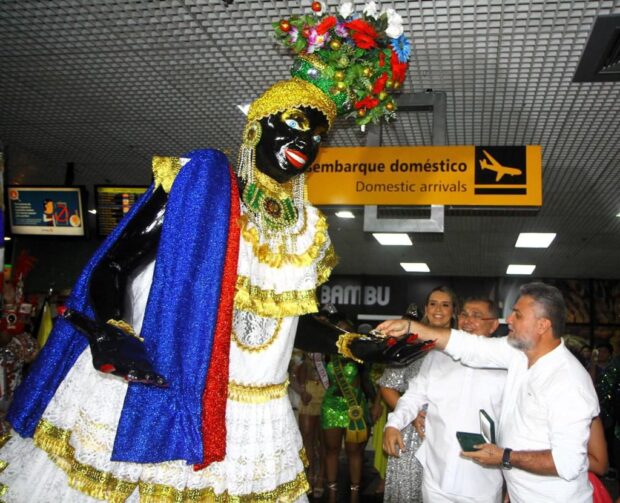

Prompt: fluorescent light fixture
[88,209,97,214]
[335,210,355,219]
[515,232,556,248]
[373,233,412,246]
[237,103,251,116]
[4,237,11,242]
[506,264,536,275]
[401,262,430,272]
[617,212,620,217]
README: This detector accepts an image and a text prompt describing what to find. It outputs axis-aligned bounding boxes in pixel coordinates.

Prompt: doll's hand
[64,309,167,387]
[349,333,435,366]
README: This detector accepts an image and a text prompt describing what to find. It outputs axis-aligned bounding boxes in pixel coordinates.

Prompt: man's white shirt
[444,330,599,503]
[386,348,506,502]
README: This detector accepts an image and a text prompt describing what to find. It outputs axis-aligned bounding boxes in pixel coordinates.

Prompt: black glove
[350,333,435,366]
[64,308,167,387]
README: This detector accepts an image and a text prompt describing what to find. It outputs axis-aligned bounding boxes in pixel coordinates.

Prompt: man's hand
[376,319,410,337]
[383,426,405,457]
[376,318,451,351]
[64,309,167,387]
[413,410,426,440]
[460,443,504,466]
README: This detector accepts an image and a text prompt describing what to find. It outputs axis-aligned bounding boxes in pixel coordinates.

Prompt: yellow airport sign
[307,145,542,206]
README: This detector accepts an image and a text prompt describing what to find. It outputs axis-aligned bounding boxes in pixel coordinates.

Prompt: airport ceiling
[0,1,619,279]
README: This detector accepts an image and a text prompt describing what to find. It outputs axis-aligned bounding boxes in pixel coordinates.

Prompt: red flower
[345,19,378,49]
[354,95,380,110]
[386,337,397,347]
[423,340,436,351]
[406,333,418,344]
[390,49,408,84]
[316,15,337,35]
[372,73,388,94]
[379,50,385,67]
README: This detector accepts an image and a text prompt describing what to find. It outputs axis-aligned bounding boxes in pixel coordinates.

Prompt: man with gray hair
[381,282,599,503]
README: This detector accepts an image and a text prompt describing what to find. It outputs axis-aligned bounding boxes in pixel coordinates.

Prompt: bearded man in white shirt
[383,298,506,502]
[381,282,599,503]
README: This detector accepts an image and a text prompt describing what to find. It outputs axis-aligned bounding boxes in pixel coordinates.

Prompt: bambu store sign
[307,145,542,206]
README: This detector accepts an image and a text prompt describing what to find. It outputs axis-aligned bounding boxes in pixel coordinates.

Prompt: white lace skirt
[0,348,309,502]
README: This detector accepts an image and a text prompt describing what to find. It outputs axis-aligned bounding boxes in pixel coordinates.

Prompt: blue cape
[9,149,232,464]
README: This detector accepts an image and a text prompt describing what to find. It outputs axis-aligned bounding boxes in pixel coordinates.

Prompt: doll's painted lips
[284,149,308,169]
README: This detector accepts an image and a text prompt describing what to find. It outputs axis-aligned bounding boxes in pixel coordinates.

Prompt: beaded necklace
[241,163,307,238]
[242,169,298,232]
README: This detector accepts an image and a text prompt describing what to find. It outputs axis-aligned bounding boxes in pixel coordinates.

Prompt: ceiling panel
[0,0,618,278]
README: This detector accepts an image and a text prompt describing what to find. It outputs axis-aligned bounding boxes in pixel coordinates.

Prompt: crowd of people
[287,283,619,503]
[0,2,617,502]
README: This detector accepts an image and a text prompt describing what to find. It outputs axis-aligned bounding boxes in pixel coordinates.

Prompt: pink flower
[289,27,299,43]
[335,22,348,38]
[307,29,328,53]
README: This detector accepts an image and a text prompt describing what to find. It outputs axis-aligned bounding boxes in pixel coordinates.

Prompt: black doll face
[255,106,328,183]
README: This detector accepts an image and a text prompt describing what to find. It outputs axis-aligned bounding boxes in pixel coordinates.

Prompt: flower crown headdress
[273,1,411,126]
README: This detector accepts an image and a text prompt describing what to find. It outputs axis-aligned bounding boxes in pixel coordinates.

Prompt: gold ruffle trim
[234,276,319,318]
[228,379,289,404]
[300,447,309,469]
[152,156,182,194]
[0,452,8,497]
[138,463,308,503]
[26,419,309,503]
[317,244,339,286]
[247,78,336,130]
[33,419,136,502]
[239,209,330,269]
[0,434,11,496]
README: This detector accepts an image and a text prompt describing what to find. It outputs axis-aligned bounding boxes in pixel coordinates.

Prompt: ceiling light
[335,210,355,219]
[4,237,11,242]
[515,232,556,248]
[506,264,536,275]
[401,262,430,272]
[237,103,250,116]
[616,212,620,217]
[373,233,412,246]
[88,209,97,214]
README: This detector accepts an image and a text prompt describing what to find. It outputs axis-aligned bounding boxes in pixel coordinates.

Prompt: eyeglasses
[457,311,497,321]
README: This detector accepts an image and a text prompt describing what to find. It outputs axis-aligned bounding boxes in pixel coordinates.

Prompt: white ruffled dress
[0,202,336,503]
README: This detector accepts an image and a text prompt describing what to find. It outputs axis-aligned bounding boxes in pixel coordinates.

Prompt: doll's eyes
[285,118,301,130]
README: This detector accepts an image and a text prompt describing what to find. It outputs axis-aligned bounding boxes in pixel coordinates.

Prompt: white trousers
[422,473,502,503]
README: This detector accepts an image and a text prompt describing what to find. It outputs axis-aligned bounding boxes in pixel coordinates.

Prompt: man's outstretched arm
[376,319,452,349]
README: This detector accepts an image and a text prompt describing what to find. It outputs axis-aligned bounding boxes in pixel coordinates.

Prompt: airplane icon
[479,150,523,182]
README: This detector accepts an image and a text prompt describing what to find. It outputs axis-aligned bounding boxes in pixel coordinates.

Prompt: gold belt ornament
[227,379,289,404]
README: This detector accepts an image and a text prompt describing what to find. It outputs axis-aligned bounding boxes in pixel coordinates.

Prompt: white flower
[384,9,404,38]
[338,1,354,18]
[363,1,379,19]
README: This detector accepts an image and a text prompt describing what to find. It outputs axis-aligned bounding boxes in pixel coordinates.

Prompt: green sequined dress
[320,357,368,429]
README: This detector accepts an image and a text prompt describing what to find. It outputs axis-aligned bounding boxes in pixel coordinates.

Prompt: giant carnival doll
[0,2,425,501]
